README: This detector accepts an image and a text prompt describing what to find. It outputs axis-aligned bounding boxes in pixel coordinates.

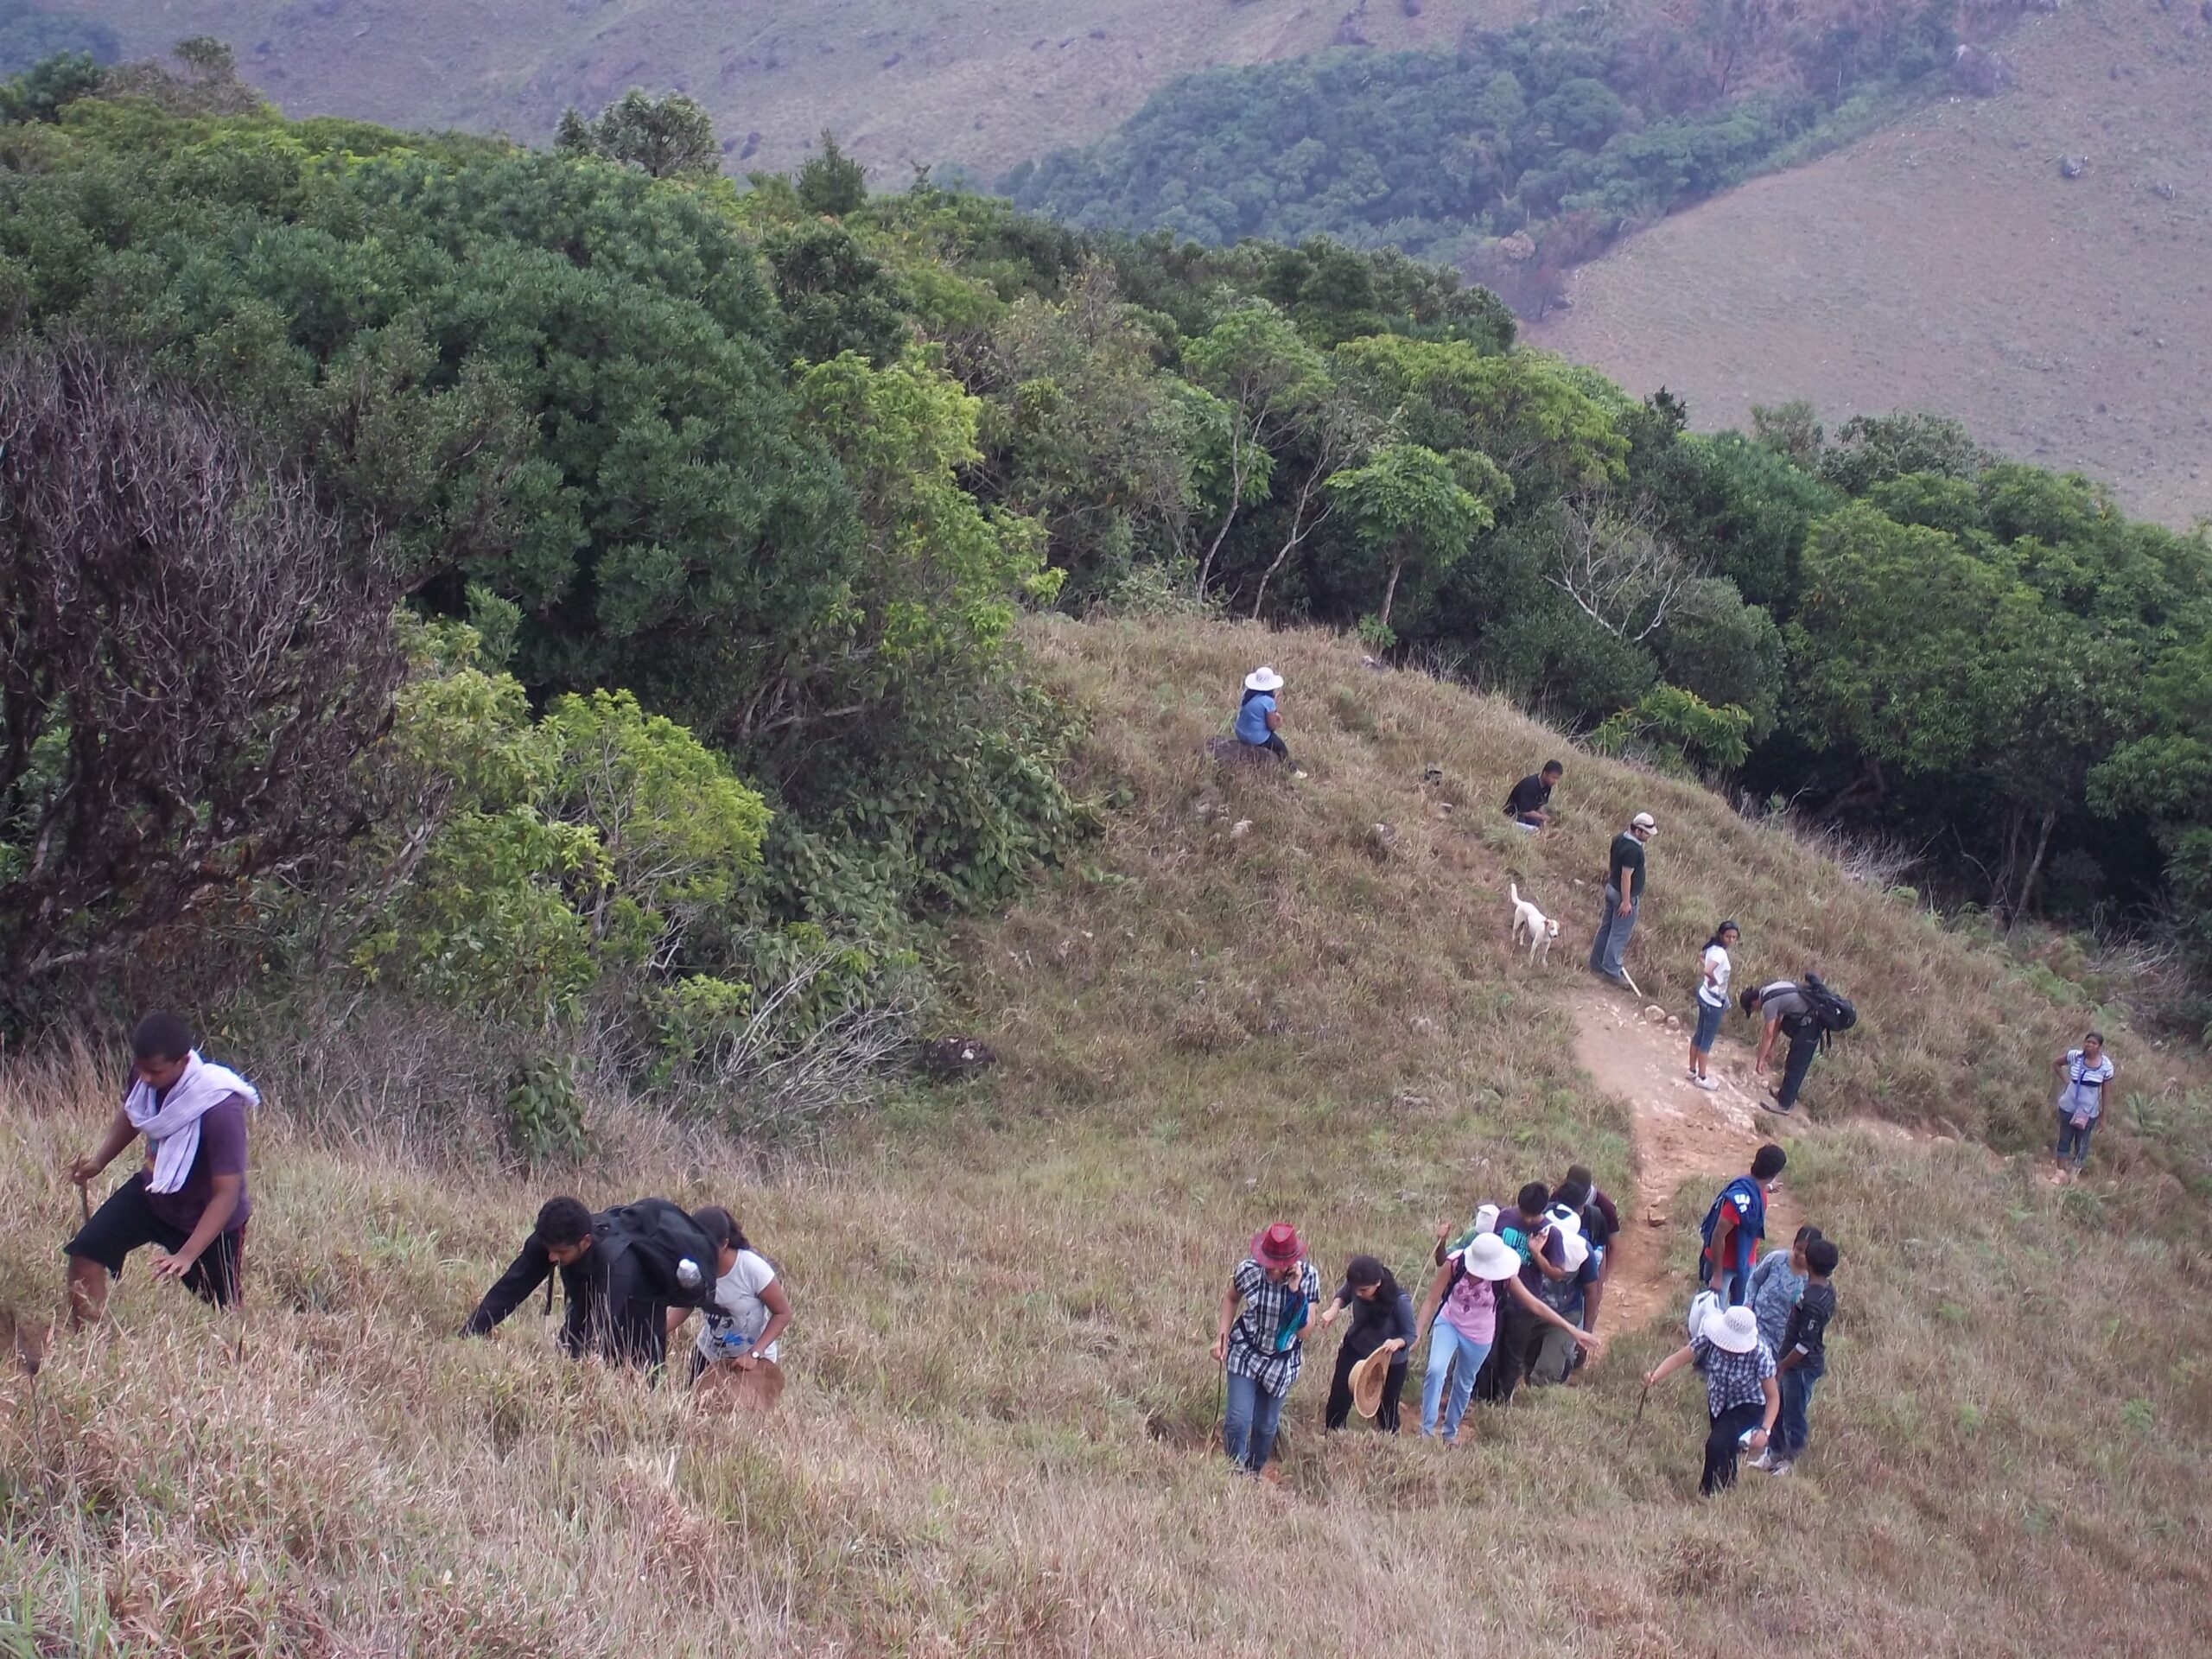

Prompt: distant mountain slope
[1532,3,2212,529]
[67,0,1532,177]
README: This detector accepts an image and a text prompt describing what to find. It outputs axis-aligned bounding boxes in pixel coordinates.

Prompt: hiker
[1753,1236,1839,1476]
[1747,1224,1820,1361]
[1318,1255,1415,1433]
[1699,1144,1786,1309]
[1745,974,1854,1115]
[1687,922,1738,1091]
[1233,666,1300,773]
[2051,1032,2116,1179]
[1413,1231,1599,1440]
[1643,1304,1779,1497]
[62,1012,256,1327]
[1436,1183,1576,1405]
[666,1205,792,1385]
[1212,1223,1323,1475]
[1554,1166,1620,1333]
[1526,1200,1603,1384]
[1587,811,1656,988]
[1503,760,1564,831]
[461,1196,713,1370]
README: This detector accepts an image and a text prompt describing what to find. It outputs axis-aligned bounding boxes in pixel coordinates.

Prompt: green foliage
[797,130,868,216]
[554,89,719,180]
[1325,442,1494,629]
[0,46,101,121]
[762,219,912,365]
[1008,10,1954,301]
[503,1056,589,1163]
[0,10,114,79]
[1591,684,1754,772]
[1656,577,1784,741]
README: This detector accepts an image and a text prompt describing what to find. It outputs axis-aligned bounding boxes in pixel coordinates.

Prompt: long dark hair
[1241,684,1274,706]
[1344,1254,1401,1306]
[1704,921,1739,952]
[692,1205,751,1255]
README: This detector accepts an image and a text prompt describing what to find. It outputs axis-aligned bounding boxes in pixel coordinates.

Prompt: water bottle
[677,1256,703,1293]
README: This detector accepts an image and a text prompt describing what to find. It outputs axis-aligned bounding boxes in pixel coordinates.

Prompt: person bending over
[462,1196,670,1370]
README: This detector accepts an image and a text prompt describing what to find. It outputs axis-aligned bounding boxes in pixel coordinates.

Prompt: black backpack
[1796,974,1858,1047]
[596,1198,721,1310]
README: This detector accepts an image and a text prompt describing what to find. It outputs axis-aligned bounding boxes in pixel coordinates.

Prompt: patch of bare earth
[1534,2,2212,528]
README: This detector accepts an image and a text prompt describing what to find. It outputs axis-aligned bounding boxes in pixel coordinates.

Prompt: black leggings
[1247,733,1290,763]
[1324,1344,1408,1432]
[1702,1401,1764,1495]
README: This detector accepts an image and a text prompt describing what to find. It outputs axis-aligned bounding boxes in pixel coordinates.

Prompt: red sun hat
[1250,1223,1306,1267]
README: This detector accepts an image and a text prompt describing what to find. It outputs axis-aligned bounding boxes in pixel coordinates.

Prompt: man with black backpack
[461,1196,718,1370]
[1742,975,1856,1116]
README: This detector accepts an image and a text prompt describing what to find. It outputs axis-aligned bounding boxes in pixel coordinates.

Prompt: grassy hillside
[1533,1,2212,530]
[60,0,1529,178]
[3,614,2208,1654]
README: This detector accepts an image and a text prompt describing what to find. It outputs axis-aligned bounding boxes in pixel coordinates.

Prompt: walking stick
[77,1179,90,1224]
[1629,1376,1653,1448]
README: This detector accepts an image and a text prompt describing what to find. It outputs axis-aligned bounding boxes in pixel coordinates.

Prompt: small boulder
[922,1036,998,1081]
[2058,155,2088,180]
[1643,1005,1669,1025]
[1230,818,1253,838]
[1666,1014,1682,1031]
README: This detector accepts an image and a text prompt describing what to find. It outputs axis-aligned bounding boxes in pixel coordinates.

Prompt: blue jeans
[1691,997,1725,1055]
[1587,888,1638,977]
[1223,1370,1289,1471]
[1776,1368,1819,1459]
[2055,1110,2095,1166]
[1700,1257,1750,1308]
[1420,1321,1491,1439]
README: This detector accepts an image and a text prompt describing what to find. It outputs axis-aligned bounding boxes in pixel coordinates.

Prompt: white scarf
[123,1051,259,1193]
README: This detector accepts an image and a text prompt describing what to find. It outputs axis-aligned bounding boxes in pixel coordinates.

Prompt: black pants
[1702,1401,1764,1495]
[1477,1296,1539,1406]
[1249,733,1290,763]
[1324,1344,1408,1432]
[64,1172,244,1307]
[1776,1025,1818,1110]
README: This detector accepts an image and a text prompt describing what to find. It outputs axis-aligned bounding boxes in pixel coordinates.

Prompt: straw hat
[1705,1305,1761,1354]
[1459,1233,1522,1281]
[694,1356,786,1413]
[1244,666,1285,693]
[1250,1223,1306,1268]
[1350,1344,1396,1419]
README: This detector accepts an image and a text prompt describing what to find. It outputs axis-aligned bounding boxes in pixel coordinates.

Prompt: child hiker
[1687,922,1738,1091]
[1643,1303,1779,1497]
[1213,1223,1322,1476]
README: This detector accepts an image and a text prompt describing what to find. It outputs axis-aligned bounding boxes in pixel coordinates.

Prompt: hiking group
[1218,1142,1841,1496]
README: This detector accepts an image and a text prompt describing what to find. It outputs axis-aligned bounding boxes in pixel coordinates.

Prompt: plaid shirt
[1692,1333,1777,1416]
[1225,1257,1323,1395]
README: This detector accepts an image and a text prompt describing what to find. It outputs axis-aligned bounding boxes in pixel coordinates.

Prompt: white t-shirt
[1698,944,1732,1008]
[695,1249,781,1363]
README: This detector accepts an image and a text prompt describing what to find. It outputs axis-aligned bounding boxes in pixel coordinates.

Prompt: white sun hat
[1460,1233,1523,1281]
[1244,666,1285,693]
[1706,1305,1761,1353]
[1543,1204,1591,1272]
[1630,811,1658,833]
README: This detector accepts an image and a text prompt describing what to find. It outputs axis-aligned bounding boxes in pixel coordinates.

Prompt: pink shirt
[1440,1264,1498,1344]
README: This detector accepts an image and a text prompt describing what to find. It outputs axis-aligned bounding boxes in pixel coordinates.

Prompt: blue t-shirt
[1234,693,1276,746]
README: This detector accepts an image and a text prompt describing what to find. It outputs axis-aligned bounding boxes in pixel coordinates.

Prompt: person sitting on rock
[1233,666,1304,776]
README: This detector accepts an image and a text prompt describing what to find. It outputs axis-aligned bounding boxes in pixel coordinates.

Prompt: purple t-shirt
[141,1090,251,1236]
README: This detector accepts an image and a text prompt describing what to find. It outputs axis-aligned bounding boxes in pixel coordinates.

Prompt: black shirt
[1781,1281,1835,1376]
[1607,831,1647,899]
[461,1217,668,1368]
[1504,773,1554,819]
[1332,1282,1418,1362]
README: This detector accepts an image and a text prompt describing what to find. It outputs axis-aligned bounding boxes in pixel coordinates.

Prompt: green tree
[797,130,868,216]
[1325,442,1495,632]
[1181,300,1330,594]
[555,89,720,179]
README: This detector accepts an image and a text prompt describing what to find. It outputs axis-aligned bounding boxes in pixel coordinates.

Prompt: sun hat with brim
[1350,1344,1395,1419]
[1250,1222,1306,1268]
[1706,1305,1761,1353]
[1460,1233,1522,1281]
[1631,811,1658,833]
[1244,666,1286,693]
[1542,1205,1592,1272]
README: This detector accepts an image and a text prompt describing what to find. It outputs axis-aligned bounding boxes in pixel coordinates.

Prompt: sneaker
[1694,1074,1719,1092]
[1765,1459,1795,1477]
[1292,769,1310,780]
[1745,1450,1774,1472]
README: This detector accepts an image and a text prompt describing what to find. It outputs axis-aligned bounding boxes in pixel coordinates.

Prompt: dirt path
[1565,983,1798,1336]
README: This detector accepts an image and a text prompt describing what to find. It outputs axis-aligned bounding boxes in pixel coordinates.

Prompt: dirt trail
[1565,983,1798,1336]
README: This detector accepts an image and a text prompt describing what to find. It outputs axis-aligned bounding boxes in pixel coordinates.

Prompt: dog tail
[1510,882,1521,906]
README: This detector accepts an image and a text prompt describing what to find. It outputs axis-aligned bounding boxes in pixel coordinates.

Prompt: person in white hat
[1588,811,1656,988]
[1412,1230,1601,1441]
[1232,666,1302,774]
[1643,1302,1779,1496]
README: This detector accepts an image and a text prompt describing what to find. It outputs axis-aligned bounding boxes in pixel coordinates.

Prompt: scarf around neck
[124,1051,258,1194]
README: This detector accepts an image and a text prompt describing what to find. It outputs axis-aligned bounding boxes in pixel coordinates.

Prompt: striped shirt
[1692,1333,1777,1416]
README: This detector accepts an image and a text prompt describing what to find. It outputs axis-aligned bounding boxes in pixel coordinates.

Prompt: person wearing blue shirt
[1234,666,1296,769]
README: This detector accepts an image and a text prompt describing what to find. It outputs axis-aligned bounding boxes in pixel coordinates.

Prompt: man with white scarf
[63,1012,257,1326]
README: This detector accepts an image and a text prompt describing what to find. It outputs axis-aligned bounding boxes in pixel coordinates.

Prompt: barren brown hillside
[1533,1,2212,528]
[71,0,1531,178]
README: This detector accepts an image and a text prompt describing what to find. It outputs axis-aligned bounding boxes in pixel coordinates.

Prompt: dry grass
[67,0,1535,180]
[1535,1,2212,529]
[3,613,2209,1655]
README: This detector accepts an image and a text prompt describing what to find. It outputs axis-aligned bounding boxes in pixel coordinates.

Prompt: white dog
[1510,883,1560,964]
